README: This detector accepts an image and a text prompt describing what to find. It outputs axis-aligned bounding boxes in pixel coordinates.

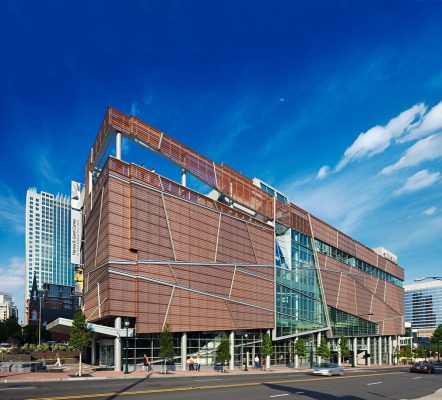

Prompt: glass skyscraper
[25,188,74,302]
[404,280,442,331]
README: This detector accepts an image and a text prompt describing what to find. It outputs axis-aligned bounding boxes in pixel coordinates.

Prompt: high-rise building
[404,280,442,338]
[25,188,74,303]
[0,292,18,321]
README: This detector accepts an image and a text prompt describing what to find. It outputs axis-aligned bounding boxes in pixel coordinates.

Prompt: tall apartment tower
[25,188,74,302]
[0,292,18,321]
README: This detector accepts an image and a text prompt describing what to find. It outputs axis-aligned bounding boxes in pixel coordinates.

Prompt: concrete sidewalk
[0,364,400,383]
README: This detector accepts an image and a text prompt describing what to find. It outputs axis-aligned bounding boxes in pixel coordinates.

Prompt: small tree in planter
[69,309,91,377]
[294,339,308,368]
[216,334,231,372]
[159,324,174,374]
[317,338,331,363]
[261,332,273,370]
[339,336,351,365]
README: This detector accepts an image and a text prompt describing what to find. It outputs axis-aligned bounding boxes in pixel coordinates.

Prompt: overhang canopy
[46,318,135,337]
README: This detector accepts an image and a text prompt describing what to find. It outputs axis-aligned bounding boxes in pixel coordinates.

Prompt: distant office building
[25,188,74,304]
[0,292,18,321]
[404,280,442,337]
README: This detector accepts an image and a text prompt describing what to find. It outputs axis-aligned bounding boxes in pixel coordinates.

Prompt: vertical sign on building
[71,181,83,265]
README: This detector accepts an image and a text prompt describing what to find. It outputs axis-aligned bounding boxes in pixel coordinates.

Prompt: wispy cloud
[0,183,24,234]
[381,134,442,175]
[34,151,62,185]
[400,101,442,143]
[0,256,25,321]
[333,103,426,172]
[423,206,437,216]
[316,166,330,180]
[394,169,441,195]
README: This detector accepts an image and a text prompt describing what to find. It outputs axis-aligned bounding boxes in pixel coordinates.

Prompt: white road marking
[412,377,422,380]
[270,394,290,398]
[367,382,383,385]
[0,386,36,390]
[193,378,223,381]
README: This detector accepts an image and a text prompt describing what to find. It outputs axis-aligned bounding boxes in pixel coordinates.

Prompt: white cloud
[400,101,442,143]
[423,206,437,216]
[0,183,24,234]
[316,165,330,180]
[35,152,62,185]
[0,257,25,322]
[130,102,140,116]
[335,103,426,172]
[382,134,442,175]
[394,170,441,195]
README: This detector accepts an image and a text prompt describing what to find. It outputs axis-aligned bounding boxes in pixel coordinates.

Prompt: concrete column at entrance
[114,317,122,372]
[91,334,97,365]
[388,336,393,365]
[317,332,322,365]
[378,336,382,365]
[337,337,342,366]
[367,337,371,366]
[353,337,358,366]
[294,338,299,369]
[266,329,271,370]
[181,332,187,371]
[116,132,122,160]
[229,331,235,371]
[181,169,187,187]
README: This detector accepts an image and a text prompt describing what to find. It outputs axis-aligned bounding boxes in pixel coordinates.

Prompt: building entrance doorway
[99,339,114,367]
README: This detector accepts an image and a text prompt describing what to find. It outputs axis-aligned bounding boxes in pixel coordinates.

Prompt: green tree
[0,321,8,342]
[69,309,91,377]
[294,339,308,367]
[413,345,426,359]
[402,345,413,363]
[215,334,231,372]
[159,324,174,374]
[260,332,273,370]
[339,336,351,364]
[430,324,442,362]
[4,316,21,339]
[22,324,52,344]
[317,338,331,362]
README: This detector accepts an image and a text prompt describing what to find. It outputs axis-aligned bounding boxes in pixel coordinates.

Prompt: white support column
[114,317,122,371]
[181,169,187,187]
[294,338,299,369]
[388,336,393,365]
[367,337,371,366]
[116,132,122,160]
[353,337,358,367]
[229,331,235,371]
[266,329,271,370]
[317,332,322,365]
[337,337,342,366]
[181,332,187,371]
[91,334,97,365]
[378,336,382,365]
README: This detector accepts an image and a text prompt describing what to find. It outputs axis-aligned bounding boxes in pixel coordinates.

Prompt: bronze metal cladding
[83,157,275,333]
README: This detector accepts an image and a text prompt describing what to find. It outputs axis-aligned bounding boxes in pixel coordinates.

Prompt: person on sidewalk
[143,354,150,372]
[254,355,260,370]
[41,351,47,369]
[189,356,195,371]
[195,354,201,372]
[54,352,62,367]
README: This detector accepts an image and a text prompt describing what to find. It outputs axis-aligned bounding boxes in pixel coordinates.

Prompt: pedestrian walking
[189,356,195,371]
[143,354,150,371]
[55,352,62,367]
[41,351,47,368]
[254,355,260,370]
[195,354,201,372]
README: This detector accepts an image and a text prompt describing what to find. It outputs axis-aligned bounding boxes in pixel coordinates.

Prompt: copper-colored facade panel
[354,241,378,268]
[310,216,338,247]
[337,232,356,256]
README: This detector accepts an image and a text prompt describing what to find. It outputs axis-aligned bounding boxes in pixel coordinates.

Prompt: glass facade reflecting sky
[405,281,442,330]
[275,223,328,338]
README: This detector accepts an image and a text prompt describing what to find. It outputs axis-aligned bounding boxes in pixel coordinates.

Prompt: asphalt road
[0,367,441,400]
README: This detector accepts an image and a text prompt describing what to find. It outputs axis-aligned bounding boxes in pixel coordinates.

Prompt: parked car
[312,363,344,376]
[0,343,12,352]
[410,362,435,374]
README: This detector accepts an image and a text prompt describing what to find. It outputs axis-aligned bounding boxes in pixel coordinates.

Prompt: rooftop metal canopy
[46,317,134,337]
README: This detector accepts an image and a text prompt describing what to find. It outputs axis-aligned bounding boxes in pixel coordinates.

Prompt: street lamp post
[244,333,248,372]
[124,319,130,374]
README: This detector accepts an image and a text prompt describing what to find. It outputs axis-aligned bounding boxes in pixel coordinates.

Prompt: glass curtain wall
[275,223,328,338]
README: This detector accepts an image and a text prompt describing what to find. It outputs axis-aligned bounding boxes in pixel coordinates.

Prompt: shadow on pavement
[103,374,156,400]
[263,383,366,400]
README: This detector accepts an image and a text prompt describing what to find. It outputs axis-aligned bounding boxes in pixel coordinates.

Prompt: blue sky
[1,1,441,321]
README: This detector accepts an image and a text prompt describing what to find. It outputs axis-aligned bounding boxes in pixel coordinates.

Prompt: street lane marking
[412,377,422,380]
[367,382,383,385]
[0,386,37,390]
[193,378,222,381]
[25,371,405,400]
[270,395,289,398]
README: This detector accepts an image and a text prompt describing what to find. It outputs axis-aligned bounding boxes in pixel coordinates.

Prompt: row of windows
[314,239,403,287]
